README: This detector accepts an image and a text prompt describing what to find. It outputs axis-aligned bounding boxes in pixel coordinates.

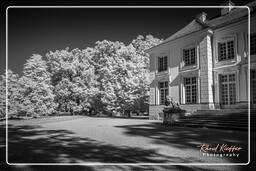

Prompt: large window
[159,81,169,105]
[218,40,235,61]
[184,77,197,104]
[251,34,256,55]
[220,74,236,105]
[183,47,196,66]
[158,56,168,72]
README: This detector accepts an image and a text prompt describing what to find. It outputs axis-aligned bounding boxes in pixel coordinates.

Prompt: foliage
[46,48,98,115]
[1,35,163,117]
[0,70,23,118]
[19,54,56,117]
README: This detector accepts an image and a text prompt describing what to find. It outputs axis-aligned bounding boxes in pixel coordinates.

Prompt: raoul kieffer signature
[197,144,242,153]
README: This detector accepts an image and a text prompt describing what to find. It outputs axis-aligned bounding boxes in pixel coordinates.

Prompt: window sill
[215,58,236,66]
[180,64,197,71]
[156,70,169,76]
[180,103,200,105]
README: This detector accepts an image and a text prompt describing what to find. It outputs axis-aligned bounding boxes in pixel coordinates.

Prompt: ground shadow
[115,122,249,163]
[0,120,255,171]
[5,123,191,164]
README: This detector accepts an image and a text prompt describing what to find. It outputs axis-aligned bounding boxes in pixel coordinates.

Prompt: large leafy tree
[129,35,163,114]
[1,34,162,118]
[0,70,23,118]
[46,48,98,114]
[90,40,140,115]
[20,54,56,117]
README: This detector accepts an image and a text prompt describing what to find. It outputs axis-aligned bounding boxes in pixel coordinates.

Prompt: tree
[2,34,163,118]
[91,40,143,116]
[129,35,163,114]
[20,54,56,117]
[0,70,23,118]
[46,48,98,115]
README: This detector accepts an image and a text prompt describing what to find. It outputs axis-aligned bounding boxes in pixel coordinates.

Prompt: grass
[0,116,255,170]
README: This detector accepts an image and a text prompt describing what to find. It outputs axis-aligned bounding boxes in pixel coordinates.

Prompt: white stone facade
[146,3,256,119]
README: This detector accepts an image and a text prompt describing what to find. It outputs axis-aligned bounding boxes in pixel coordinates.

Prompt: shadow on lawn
[0,121,255,171]
[5,123,191,164]
[115,122,249,163]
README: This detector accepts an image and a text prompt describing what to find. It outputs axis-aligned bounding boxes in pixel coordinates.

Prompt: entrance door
[220,73,236,108]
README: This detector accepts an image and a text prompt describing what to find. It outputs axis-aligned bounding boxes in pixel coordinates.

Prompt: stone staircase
[172,108,256,131]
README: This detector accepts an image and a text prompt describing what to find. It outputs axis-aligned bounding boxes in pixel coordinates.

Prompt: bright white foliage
[0,70,23,117]
[20,54,56,116]
[0,35,162,117]
[46,48,98,114]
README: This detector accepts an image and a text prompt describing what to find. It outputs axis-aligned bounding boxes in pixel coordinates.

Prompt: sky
[0,0,253,76]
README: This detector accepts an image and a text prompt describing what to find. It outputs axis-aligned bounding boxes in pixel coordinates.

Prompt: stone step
[183,116,255,121]
[193,109,256,115]
[178,119,250,124]
[168,108,256,131]
[176,120,251,126]
[172,122,255,131]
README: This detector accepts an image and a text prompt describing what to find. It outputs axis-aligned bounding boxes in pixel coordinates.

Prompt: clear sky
[0,0,253,75]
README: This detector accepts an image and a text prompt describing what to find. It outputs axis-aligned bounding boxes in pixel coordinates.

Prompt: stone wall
[149,105,165,120]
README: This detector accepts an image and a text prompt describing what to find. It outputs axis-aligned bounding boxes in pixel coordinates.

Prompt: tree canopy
[0,35,162,118]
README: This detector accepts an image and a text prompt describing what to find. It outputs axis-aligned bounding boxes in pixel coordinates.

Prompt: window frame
[219,73,237,105]
[158,56,168,72]
[217,39,235,62]
[159,81,169,105]
[184,77,197,104]
[183,47,196,66]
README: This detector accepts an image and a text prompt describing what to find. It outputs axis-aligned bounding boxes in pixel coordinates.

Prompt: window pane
[218,42,227,61]
[184,77,197,104]
[227,41,234,59]
[183,49,190,65]
[229,74,235,82]
[164,56,168,70]
[158,56,167,72]
[221,75,228,82]
[221,84,229,105]
[229,83,236,104]
[192,85,197,103]
[192,77,196,84]
[183,48,196,66]
[159,81,168,105]
[186,86,191,103]
[190,48,196,64]
[220,74,236,105]
[184,77,190,85]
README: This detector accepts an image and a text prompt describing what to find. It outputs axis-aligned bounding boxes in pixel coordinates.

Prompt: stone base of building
[149,103,219,120]
[180,103,220,112]
[149,102,251,120]
[149,105,165,120]
[219,101,249,109]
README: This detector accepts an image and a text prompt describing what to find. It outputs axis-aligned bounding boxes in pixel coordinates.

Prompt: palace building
[146,1,256,119]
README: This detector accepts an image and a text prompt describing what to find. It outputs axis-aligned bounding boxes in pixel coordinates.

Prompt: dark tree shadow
[115,122,249,163]
[5,123,193,164]
[0,121,256,171]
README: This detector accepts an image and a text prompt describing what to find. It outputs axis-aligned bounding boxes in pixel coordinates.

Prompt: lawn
[1,116,255,170]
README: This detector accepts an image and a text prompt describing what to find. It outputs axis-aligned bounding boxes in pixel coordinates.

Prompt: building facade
[146,1,256,119]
